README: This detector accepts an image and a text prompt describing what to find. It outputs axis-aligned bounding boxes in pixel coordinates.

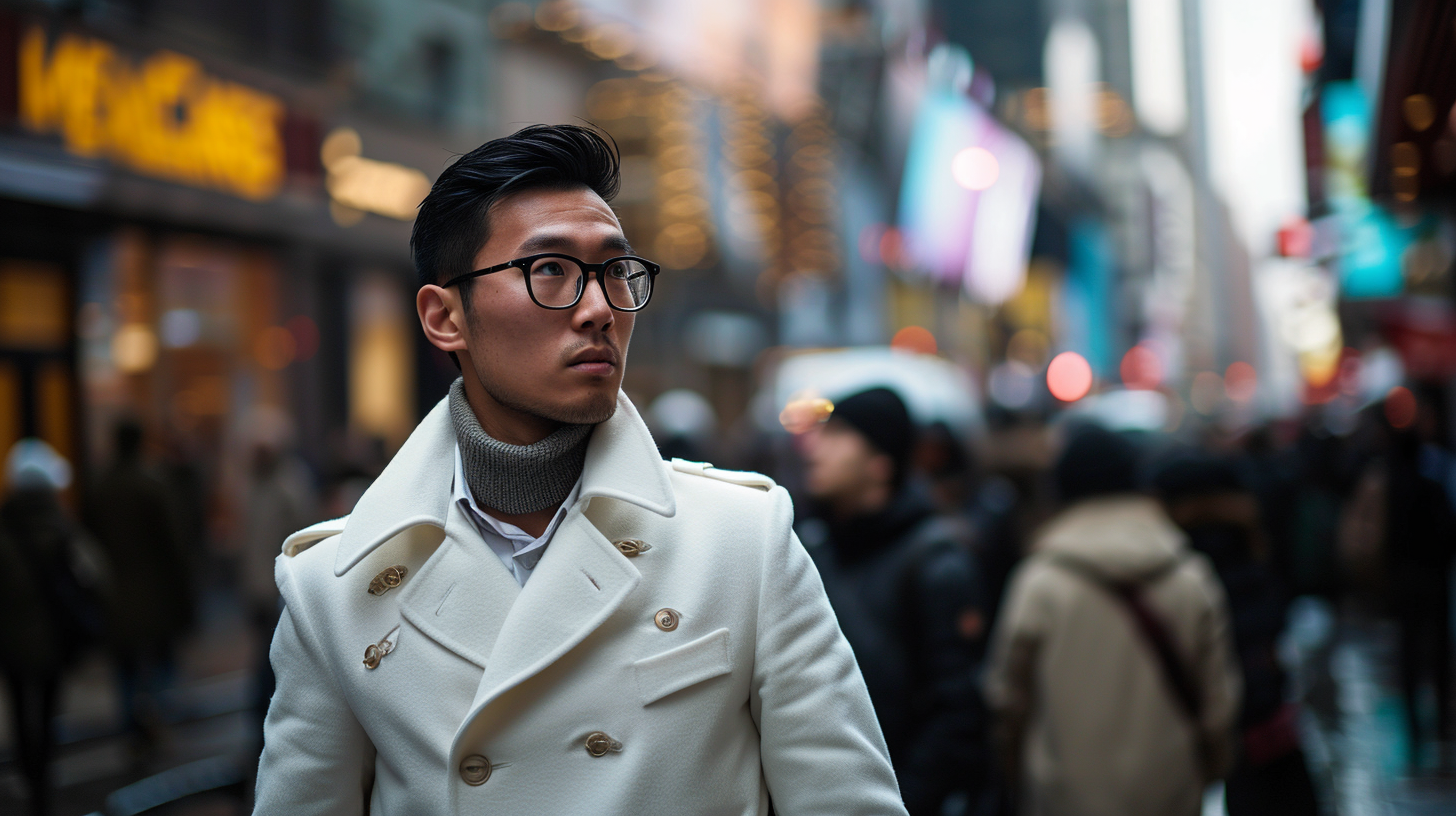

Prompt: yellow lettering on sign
[18,26,285,201]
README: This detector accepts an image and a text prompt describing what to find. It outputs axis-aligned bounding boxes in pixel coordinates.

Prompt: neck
[458,358,559,445]
[449,378,593,520]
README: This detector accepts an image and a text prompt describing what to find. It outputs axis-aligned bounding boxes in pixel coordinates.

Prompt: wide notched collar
[331,389,675,577]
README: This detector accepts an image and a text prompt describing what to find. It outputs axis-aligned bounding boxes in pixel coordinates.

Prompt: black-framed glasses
[442,253,660,312]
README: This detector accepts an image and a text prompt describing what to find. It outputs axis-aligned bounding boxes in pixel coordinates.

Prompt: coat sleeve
[254,560,376,815]
[750,486,908,816]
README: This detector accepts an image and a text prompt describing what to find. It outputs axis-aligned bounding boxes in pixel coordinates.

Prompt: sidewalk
[1289,601,1456,816]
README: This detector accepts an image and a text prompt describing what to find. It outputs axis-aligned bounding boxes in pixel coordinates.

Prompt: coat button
[613,539,652,557]
[368,565,409,596]
[654,608,679,631]
[459,754,492,785]
[584,731,621,757]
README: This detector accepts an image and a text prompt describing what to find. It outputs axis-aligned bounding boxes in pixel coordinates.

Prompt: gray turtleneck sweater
[448,378,593,516]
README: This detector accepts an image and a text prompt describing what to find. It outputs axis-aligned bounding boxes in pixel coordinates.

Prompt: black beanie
[1054,423,1139,503]
[828,387,914,485]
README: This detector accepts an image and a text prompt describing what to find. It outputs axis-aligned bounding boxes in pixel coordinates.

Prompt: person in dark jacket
[85,421,195,756]
[1384,387,1456,774]
[1153,450,1318,816]
[796,387,989,816]
[1,439,105,816]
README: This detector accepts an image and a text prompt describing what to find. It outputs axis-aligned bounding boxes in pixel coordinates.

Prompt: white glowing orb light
[952,147,999,191]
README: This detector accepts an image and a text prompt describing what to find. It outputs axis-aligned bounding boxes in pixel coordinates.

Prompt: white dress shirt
[451,444,582,586]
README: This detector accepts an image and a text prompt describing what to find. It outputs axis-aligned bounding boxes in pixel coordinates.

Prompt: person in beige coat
[254,125,905,815]
[984,425,1241,816]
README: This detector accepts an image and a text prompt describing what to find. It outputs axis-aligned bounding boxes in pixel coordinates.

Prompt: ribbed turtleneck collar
[447,378,593,515]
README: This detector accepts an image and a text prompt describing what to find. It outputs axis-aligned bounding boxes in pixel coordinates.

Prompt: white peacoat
[255,391,907,815]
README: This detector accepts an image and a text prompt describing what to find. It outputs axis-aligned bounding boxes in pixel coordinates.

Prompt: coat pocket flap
[632,627,732,706]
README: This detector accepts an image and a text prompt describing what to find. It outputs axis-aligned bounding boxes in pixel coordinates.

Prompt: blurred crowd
[2,376,1455,816]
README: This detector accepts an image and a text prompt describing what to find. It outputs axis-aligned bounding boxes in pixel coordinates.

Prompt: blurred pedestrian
[86,420,195,759]
[798,387,991,816]
[985,424,1240,816]
[240,432,317,752]
[1382,386,1456,774]
[1153,451,1318,816]
[0,439,106,816]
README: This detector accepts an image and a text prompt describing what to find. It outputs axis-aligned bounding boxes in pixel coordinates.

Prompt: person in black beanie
[797,387,992,816]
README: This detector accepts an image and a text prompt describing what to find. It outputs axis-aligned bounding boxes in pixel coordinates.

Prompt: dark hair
[828,387,916,490]
[411,124,622,292]
[1054,423,1139,504]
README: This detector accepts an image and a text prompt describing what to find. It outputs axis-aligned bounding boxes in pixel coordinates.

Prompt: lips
[567,346,619,374]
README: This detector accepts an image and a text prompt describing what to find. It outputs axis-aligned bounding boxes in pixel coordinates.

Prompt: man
[984,424,1240,816]
[255,125,905,815]
[797,387,989,816]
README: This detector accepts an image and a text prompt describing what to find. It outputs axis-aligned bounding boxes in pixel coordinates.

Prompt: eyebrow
[516,233,634,256]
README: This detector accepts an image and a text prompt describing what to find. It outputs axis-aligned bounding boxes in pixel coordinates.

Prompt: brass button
[613,539,651,557]
[459,754,492,785]
[361,628,398,670]
[654,608,679,631]
[368,565,409,596]
[584,731,621,757]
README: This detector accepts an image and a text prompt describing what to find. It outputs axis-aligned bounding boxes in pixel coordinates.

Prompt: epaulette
[281,515,350,557]
[669,458,776,491]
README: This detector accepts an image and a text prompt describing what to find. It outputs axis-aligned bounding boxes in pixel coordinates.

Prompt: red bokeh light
[1385,386,1417,429]
[1120,345,1162,390]
[878,227,905,269]
[1047,351,1093,402]
[891,325,938,355]
[1224,361,1257,403]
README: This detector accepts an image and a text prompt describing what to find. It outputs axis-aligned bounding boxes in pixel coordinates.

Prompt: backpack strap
[1051,556,1202,723]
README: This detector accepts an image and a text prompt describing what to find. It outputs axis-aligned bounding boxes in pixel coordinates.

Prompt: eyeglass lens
[527,256,652,309]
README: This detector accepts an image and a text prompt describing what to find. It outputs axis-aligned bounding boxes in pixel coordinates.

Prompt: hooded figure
[984,424,1240,816]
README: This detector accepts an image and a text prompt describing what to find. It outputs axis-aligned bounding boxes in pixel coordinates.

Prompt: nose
[571,269,614,333]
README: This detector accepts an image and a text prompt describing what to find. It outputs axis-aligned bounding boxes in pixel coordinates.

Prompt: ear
[417,284,468,355]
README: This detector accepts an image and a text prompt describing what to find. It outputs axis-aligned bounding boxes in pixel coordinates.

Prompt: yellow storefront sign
[18,26,285,201]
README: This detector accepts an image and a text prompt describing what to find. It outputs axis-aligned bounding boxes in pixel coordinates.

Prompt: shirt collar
[452,443,580,550]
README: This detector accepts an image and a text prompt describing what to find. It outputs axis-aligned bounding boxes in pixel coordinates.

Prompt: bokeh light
[1046,351,1093,402]
[255,326,297,371]
[1119,344,1162,390]
[951,146,1000,191]
[1224,361,1257,403]
[112,324,158,373]
[989,361,1037,409]
[779,395,835,434]
[891,325,938,355]
[1385,386,1417,429]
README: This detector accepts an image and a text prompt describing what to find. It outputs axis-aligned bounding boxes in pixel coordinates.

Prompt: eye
[534,259,568,277]
[606,261,631,279]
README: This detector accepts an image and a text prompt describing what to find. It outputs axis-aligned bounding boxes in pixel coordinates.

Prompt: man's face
[801,419,887,502]
[459,186,635,427]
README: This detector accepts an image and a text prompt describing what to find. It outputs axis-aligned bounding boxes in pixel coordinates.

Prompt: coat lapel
[331,397,455,577]
[397,500,521,668]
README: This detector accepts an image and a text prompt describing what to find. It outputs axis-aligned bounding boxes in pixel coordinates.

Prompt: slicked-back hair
[411,124,622,293]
